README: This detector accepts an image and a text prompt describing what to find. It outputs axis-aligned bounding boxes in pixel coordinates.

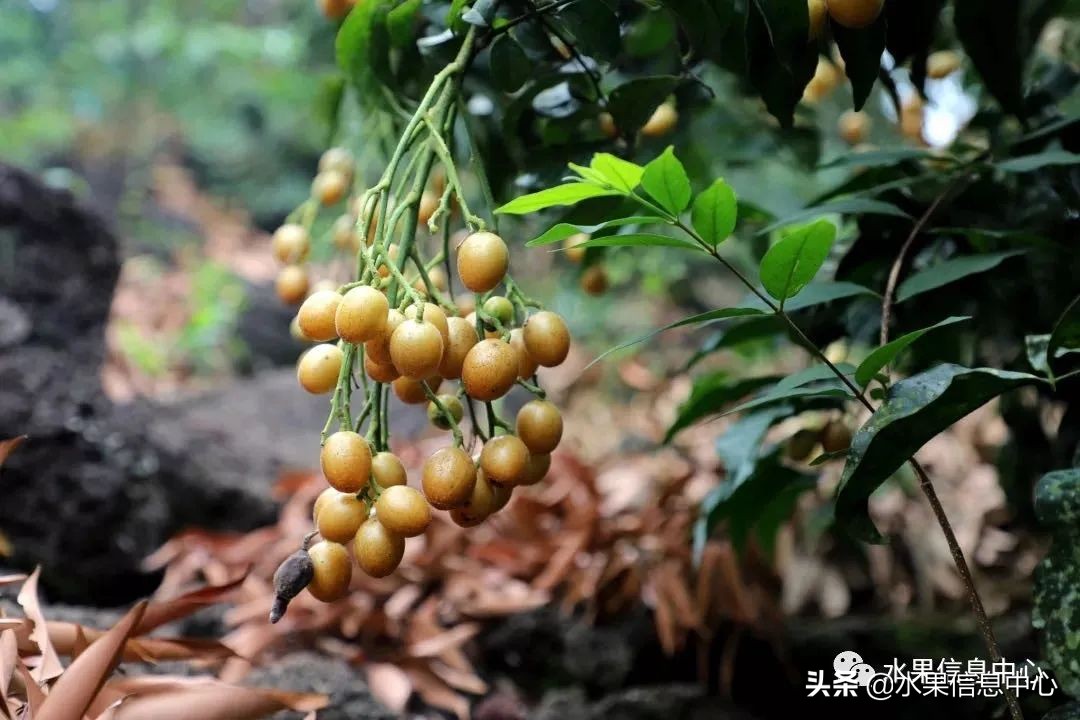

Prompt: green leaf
[386,0,422,46]
[740,280,879,312]
[954,0,1024,117]
[1026,333,1053,376]
[590,153,644,192]
[552,233,703,252]
[745,0,817,127]
[836,364,1041,540]
[775,363,857,393]
[757,198,909,235]
[691,179,738,246]
[1033,469,1080,697]
[641,147,692,215]
[720,380,852,418]
[495,183,620,215]
[895,251,1024,302]
[854,316,971,387]
[664,374,781,443]
[488,35,531,93]
[883,0,946,90]
[526,216,664,247]
[997,150,1080,173]
[556,2,621,62]
[831,13,887,110]
[587,307,767,368]
[606,75,681,134]
[336,0,388,92]
[663,0,735,63]
[759,220,837,302]
[1049,294,1080,374]
[684,317,782,371]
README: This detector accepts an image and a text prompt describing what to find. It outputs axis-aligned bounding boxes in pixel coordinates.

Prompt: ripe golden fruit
[927,50,962,79]
[580,265,608,296]
[317,491,368,543]
[418,190,439,226]
[364,353,400,383]
[509,328,538,379]
[306,540,352,602]
[462,339,519,401]
[598,112,618,139]
[404,302,450,347]
[272,224,310,264]
[455,469,496,525]
[290,315,311,343]
[390,319,444,379]
[336,286,389,343]
[490,483,512,514]
[352,518,405,578]
[422,446,477,510]
[482,296,514,329]
[563,233,587,263]
[276,265,310,305]
[820,420,853,453]
[480,434,530,487]
[321,430,373,493]
[803,58,842,103]
[900,95,924,142]
[641,103,678,137]
[298,290,342,342]
[319,147,354,177]
[372,452,407,487]
[297,343,344,394]
[427,394,464,430]
[428,266,449,292]
[439,316,479,379]
[375,485,431,537]
[366,308,405,365]
[313,169,349,206]
[457,231,509,292]
[516,400,563,455]
[838,110,870,146]
[392,375,442,405]
[519,452,551,486]
[825,0,884,29]
[808,0,827,40]
[523,311,570,367]
[313,487,341,524]
[465,312,500,339]
[332,215,361,251]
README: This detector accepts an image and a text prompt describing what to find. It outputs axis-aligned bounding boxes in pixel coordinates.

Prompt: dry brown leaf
[102,678,326,720]
[405,664,470,720]
[35,600,147,720]
[17,660,46,715]
[0,631,16,720]
[17,567,64,683]
[0,437,26,468]
[408,623,479,659]
[429,659,488,695]
[137,574,247,634]
[364,662,412,713]
[0,576,26,588]
[532,531,587,591]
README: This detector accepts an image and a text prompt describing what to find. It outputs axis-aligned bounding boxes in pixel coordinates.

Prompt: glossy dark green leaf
[719,380,852,418]
[386,0,422,47]
[684,316,782,371]
[336,0,387,92]
[831,13,887,110]
[817,147,940,170]
[1049,294,1080,374]
[526,216,664,246]
[855,316,971,388]
[488,35,531,93]
[496,183,621,214]
[997,150,1080,172]
[664,374,781,443]
[954,0,1025,117]
[1033,469,1080,697]
[662,0,735,62]
[606,75,681,134]
[759,220,837,302]
[556,2,621,62]
[884,0,945,89]
[775,363,857,393]
[1026,333,1053,376]
[895,251,1025,302]
[836,364,1042,540]
[641,147,692,215]
[691,179,738,246]
[745,0,816,127]
[757,198,909,235]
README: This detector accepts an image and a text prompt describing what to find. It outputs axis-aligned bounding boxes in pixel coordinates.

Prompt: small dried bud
[269,549,315,623]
